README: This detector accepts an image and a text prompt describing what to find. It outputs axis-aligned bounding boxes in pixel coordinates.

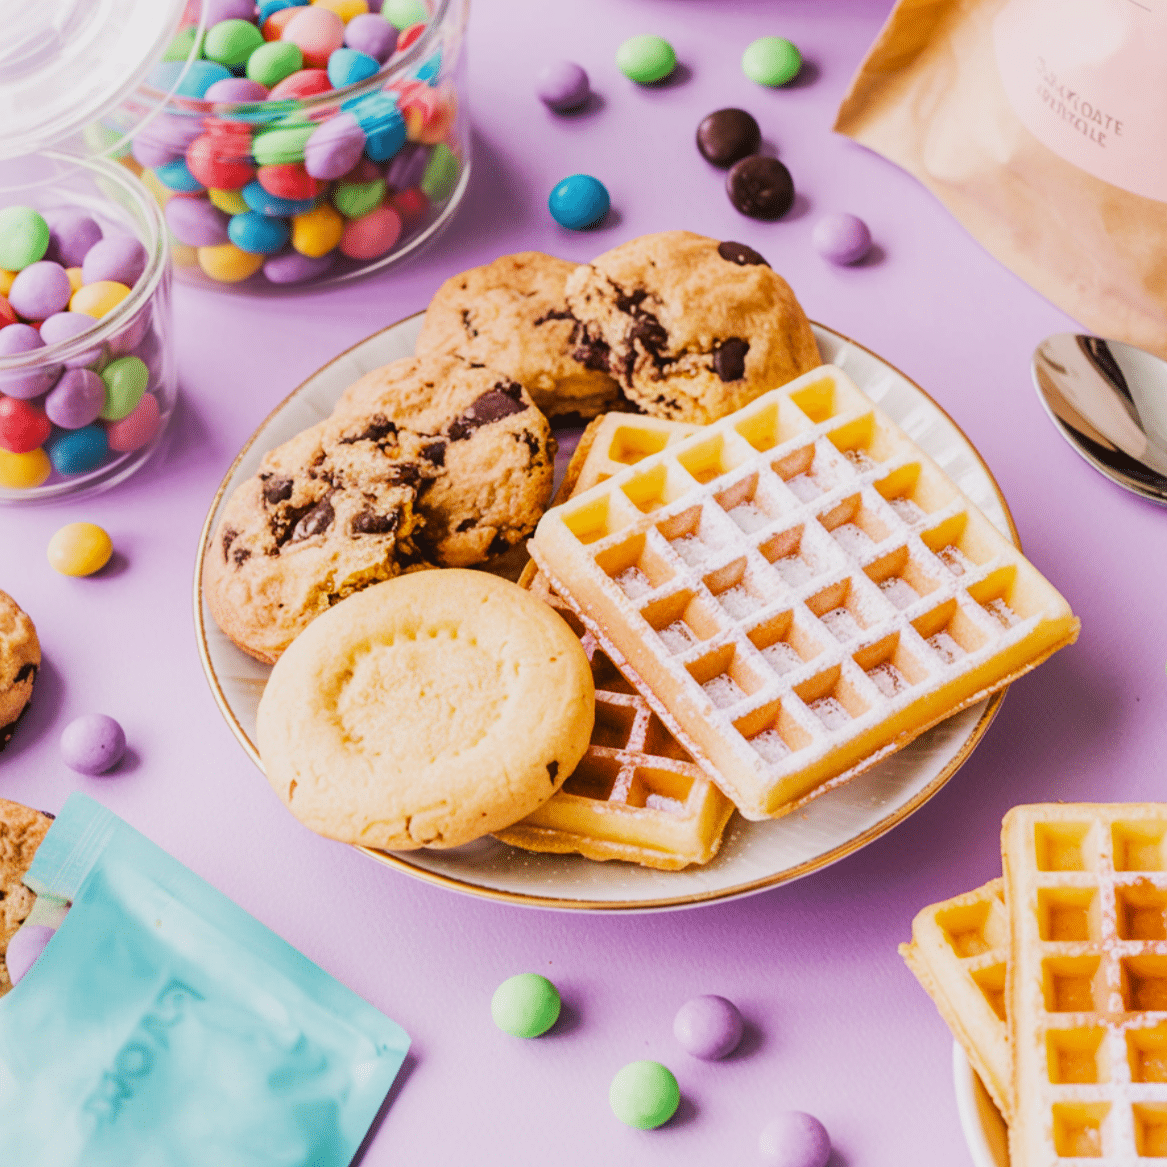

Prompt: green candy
[333,178,386,219]
[742,36,802,87]
[609,1061,680,1130]
[246,40,303,89]
[100,357,149,422]
[163,25,205,62]
[491,974,561,1038]
[616,34,676,84]
[204,19,264,69]
[0,207,49,271]
[420,143,458,203]
[253,121,315,167]
[382,0,429,30]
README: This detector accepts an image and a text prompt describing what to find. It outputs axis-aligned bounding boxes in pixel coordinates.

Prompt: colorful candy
[292,203,345,256]
[45,369,106,430]
[0,397,51,454]
[99,356,149,421]
[247,39,305,86]
[742,37,802,87]
[383,0,427,29]
[197,241,266,282]
[8,262,73,321]
[107,392,161,453]
[673,995,744,1060]
[80,235,148,287]
[59,712,126,772]
[536,60,590,112]
[70,281,131,319]
[0,208,49,271]
[338,204,401,258]
[548,173,609,230]
[490,974,561,1038]
[609,1061,680,1129]
[758,1112,831,1167]
[47,425,110,475]
[617,34,677,84]
[0,447,50,488]
[812,212,873,265]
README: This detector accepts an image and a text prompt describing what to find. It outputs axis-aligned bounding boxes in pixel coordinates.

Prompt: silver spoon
[1032,333,1167,505]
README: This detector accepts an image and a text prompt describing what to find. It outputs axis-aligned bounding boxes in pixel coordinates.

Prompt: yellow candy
[65,267,84,293]
[70,281,131,318]
[312,0,368,20]
[208,188,249,216]
[171,242,199,269]
[292,203,344,258]
[47,522,113,577]
[0,448,51,490]
[0,270,15,296]
[197,242,264,284]
[139,167,175,208]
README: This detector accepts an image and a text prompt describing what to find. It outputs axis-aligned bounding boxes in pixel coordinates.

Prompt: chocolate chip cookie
[0,798,52,995]
[414,251,621,419]
[563,231,821,423]
[0,592,39,752]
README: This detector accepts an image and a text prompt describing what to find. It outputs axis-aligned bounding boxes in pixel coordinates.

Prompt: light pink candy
[339,205,402,260]
[106,392,161,452]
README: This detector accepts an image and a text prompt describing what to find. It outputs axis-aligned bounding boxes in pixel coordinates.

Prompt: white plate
[953,1043,1009,1167]
[194,318,1017,911]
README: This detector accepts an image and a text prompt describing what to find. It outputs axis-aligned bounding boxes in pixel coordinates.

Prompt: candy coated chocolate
[263,249,336,284]
[132,113,204,170]
[812,211,872,265]
[305,113,368,180]
[6,925,54,986]
[247,39,305,87]
[267,68,332,100]
[46,368,106,429]
[759,1111,831,1167]
[617,34,676,84]
[697,108,761,168]
[548,173,609,230]
[82,235,147,288]
[345,13,397,62]
[0,207,49,271]
[166,198,231,248]
[46,213,102,268]
[205,0,259,24]
[385,141,429,190]
[673,994,744,1059]
[536,60,590,112]
[0,323,58,400]
[59,712,125,770]
[204,77,270,103]
[609,1061,680,1129]
[727,155,794,220]
[107,392,161,453]
[383,0,427,29]
[742,37,802,87]
[100,356,149,421]
[39,311,104,369]
[282,7,345,70]
[257,163,324,201]
[328,47,380,89]
[8,262,72,321]
[47,425,108,475]
[204,18,265,68]
[339,204,402,259]
[0,397,51,454]
[491,973,561,1038]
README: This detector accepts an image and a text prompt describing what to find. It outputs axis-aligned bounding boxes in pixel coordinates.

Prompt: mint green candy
[383,0,428,29]
[616,34,676,84]
[742,36,802,86]
[163,25,205,62]
[100,357,149,422]
[491,974,560,1038]
[204,19,264,69]
[609,1061,680,1129]
[246,40,303,89]
[420,143,458,202]
[0,207,49,271]
[253,121,315,166]
[333,178,386,219]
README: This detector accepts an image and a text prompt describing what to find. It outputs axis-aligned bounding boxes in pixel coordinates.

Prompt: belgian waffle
[529,366,1080,819]
[1003,803,1167,1165]
[900,878,1013,1121]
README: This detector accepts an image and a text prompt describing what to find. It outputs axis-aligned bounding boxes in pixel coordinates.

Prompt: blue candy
[228,212,291,255]
[416,51,442,85]
[258,0,307,22]
[328,48,381,90]
[548,174,610,230]
[147,59,232,100]
[241,180,319,217]
[153,158,205,193]
[48,426,109,476]
[343,92,405,162]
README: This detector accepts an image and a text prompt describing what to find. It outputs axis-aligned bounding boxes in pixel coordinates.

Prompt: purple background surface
[3,0,1165,1163]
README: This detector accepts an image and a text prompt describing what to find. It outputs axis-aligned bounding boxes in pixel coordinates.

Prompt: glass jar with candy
[100,0,471,291]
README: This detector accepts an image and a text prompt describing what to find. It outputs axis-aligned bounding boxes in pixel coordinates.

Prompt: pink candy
[282,8,346,70]
[339,204,402,259]
[107,392,161,453]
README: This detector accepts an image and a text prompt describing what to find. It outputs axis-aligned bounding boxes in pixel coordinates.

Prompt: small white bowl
[953,1041,1009,1167]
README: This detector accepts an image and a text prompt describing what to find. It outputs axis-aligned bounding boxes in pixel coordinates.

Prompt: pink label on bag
[993,0,1167,204]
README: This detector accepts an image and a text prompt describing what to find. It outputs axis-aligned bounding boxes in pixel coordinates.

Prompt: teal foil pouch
[0,793,410,1166]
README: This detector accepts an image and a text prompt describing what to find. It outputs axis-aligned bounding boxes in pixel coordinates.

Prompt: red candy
[267,69,333,101]
[0,397,51,455]
[390,187,428,224]
[257,163,325,200]
[106,393,161,453]
[186,133,255,191]
[340,204,402,259]
[341,157,383,184]
[262,7,299,40]
[397,22,426,52]
[0,296,16,330]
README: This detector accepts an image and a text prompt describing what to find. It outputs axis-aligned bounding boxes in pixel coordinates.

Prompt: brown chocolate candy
[696,108,761,168]
[726,156,794,221]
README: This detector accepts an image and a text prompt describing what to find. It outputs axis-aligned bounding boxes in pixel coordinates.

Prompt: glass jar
[0,152,174,503]
[101,0,470,292]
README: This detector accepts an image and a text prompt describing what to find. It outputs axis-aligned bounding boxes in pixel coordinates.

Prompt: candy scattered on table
[491,973,562,1038]
[758,1111,832,1167]
[673,994,744,1060]
[742,36,802,87]
[726,155,795,220]
[696,108,761,168]
[47,522,113,577]
[812,211,873,265]
[60,713,126,775]
[617,34,677,84]
[548,174,610,230]
[536,60,590,112]
[609,1060,680,1129]
[5,924,53,987]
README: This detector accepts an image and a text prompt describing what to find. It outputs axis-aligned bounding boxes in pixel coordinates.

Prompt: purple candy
[366,0,382,10]
[46,212,103,268]
[60,713,126,775]
[203,0,256,23]
[0,323,59,399]
[39,312,105,369]
[6,924,54,986]
[673,995,744,1060]
[759,1112,832,1167]
[345,13,397,62]
[109,306,151,357]
[263,249,336,284]
[205,77,269,103]
[131,112,204,170]
[385,141,430,190]
[45,368,106,429]
[166,197,231,247]
[812,212,872,266]
[81,235,148,288]
[536,60,590,112]
[8,261,72,321]
[304,113,367,181]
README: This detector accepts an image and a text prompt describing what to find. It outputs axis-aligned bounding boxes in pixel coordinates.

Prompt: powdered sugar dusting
[750,729,791,763]
[761,641,803,674]
[703,674,745,708]
[927,631,966,664]
[809,696,851,729]
[659,620,696,653]
[616,566,653,599]
[868,661,909,698]
[831,522,875,555]
[717,584,760,620]
[937,544,973,576]
[890,496,926,524]
[776,553,815,587]
[729,501,769,532]
[821,607,862,642]
[880,576,919,609]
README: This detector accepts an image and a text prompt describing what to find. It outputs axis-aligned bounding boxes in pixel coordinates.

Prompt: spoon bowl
[1032,333,1167,504]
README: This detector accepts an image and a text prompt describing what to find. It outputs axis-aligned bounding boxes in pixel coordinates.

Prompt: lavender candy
[263,249,336,284]
[60,714,126,775]
[109,305,151,357]
[812,212,872,266]
[203,0,257,23]
[132,112,204,170]
[45,369,107,429]
[39,312,106,370]
[81,235,148,288]
[8,261,72,321]
[46,212,103,268]
[304,113,368,181]
[536,60,590,112]
[345,13,397,62]
[385,141,430,190]
[204,77,269,103]
[0,324,60,399]
[166,198,231,247]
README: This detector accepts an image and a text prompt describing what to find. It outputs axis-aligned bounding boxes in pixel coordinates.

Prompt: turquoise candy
[328,48,380,90]
[228,211,291,255]
[242,180,319,217]
[609,1061,680,1129]
[491,974,561,1038]
[547,173,609,230]
[343,92,405,162]
[148,59,232,99]
[0,207,50,271]
[47,426,109,475]
[153,159,205,193]
[100,356,149,421]
[616,34,676,84]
